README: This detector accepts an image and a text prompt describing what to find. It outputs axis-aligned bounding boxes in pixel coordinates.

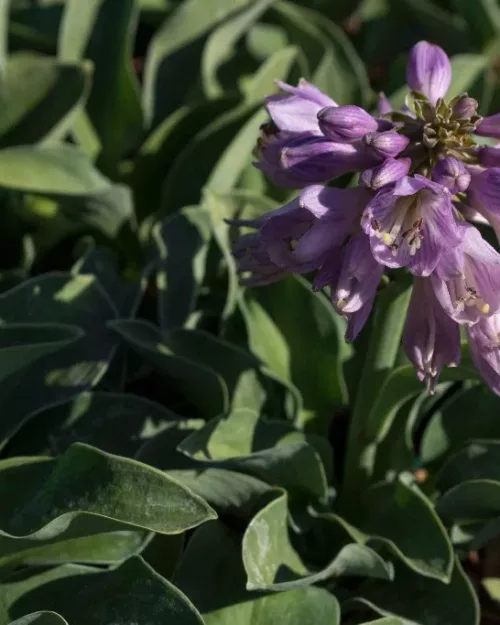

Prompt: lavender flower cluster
[230,41,500,394]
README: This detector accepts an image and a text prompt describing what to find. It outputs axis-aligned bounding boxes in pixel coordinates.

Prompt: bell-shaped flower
[468,313,500,396]
[431,224,500,325]
[362,175,462,276]
[403,277,461,392]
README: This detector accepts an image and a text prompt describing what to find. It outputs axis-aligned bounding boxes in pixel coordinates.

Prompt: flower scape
[230,40,500,395]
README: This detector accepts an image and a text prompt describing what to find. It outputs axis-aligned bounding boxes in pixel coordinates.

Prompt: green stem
[340,281,411,515]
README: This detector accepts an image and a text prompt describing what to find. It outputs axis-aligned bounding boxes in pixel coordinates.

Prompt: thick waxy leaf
[0,53,91,147]
[151,206,212,331]
[0,324,82,384]
[8,613,68,625]
[0,442,215,539]
[421,384,500,468]
[435,441,500,492]
[142,0,250,127]
[5,391,182,458]
[3,557,205,625]
[109,319,227,417]
[358,476,454,581]
[242,491,391,591]
[0,146,110,196]
[179,408,329,501]
[59,0,142,170]
[131,97,237,218]
[352,558,479,625]
[174,520,342,625]
[241,276,351,432]
[0,273,118,446]
[165,331,266,412]
[201,0,274,98]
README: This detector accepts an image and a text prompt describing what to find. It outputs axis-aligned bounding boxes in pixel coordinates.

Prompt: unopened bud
[451,95,478,120]
[363,131,409,159]
[318,105,378,142]
[431,157,471,193]
[360,157,411,190]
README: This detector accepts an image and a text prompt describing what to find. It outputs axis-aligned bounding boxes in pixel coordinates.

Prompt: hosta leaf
[242,276,351,432]
[352,558,479,625]
[435,441,500,492]
[243,46,298,102]
[8,613,68,625]
[58,183,134,239]
[421,384,500,468]
[274,2,371,106]
[0,146,110,196]
[0,323,82,384]
[0,565,96,625]
[358,476,453,581]
[174,520,342,625]
[73,245,145,317]
[0,442,215,539]
[165,330,266,412]
[242,491,391,591]
[109,319,228,417]
[201,0,274,99]
[142,0,250,127]
[151,206,212,331]
[206,107,268,194]
[4,557,205,625]
[160,103,260,214]
[0,273,117,446]
[437,479,500,524]
[5,391,182,458]
[59,0,142,170]
[131,97,238,218]
[0,53,91,148]
[179,408,329,501]
[0,515,150,571]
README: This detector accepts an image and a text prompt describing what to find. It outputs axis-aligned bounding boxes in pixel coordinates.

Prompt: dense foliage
[3,1,500,624]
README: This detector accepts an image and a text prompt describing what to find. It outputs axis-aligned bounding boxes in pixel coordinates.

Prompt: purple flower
[362,175,461,276]
[468,167,500,215]
[318,105,379,142]
[431,157,471,193]
[432,224,500,325]
[266,79,336,136]
[232,232,288,286]
[406,41,452,106]
[360,157,412,190]
[475,113,500,140]
[315,233,384,313]
[468,314,500,395]
[404,277,461,392]
[279,138,378,183]
[478,145,500,168]
[452,96,478,120]
[363,131,410,159]
[377,92,392,116]
[229,38,500,395]
[314,233,384,341]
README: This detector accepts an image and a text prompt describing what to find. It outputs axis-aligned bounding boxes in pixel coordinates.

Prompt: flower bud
[451,95,478,120]
[363,130,409,159]
[318,105,379,142]
[431,157,471,193]
[360,157,411,190]
[406,41,452,106]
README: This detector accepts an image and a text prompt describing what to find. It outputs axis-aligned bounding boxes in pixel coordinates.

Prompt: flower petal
[406,41,452,105]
